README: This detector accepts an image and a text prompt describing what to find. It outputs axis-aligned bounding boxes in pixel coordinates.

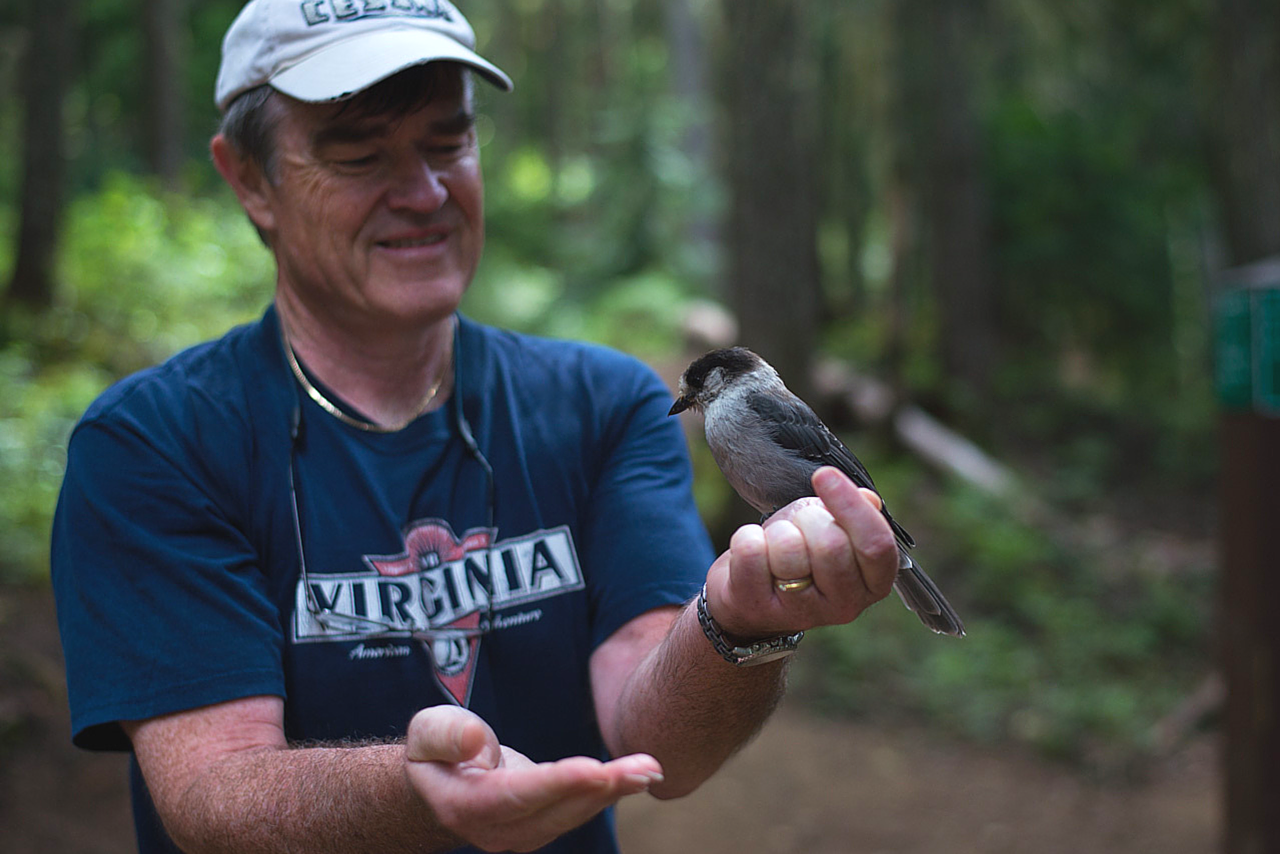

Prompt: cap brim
[269,27,513,103]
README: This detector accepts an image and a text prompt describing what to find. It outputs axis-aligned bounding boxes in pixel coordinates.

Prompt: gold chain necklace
[280,319,454,434]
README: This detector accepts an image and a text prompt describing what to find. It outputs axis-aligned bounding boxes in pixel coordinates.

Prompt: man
[51,2,899,852]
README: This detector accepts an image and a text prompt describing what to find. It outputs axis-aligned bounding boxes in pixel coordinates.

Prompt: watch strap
[696,585,804,667]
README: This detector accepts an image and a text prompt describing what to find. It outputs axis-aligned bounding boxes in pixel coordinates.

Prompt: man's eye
[333,153,378,168]
[427,136,472,156]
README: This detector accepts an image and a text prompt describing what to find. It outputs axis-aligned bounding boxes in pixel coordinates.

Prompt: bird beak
[668,396,692,416]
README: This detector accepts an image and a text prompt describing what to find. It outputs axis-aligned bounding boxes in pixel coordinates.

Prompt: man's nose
[386,156,449,212]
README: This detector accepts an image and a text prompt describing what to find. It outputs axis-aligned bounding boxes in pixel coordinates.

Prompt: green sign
[1215,260,1280,415]
[1258,290,1280,411]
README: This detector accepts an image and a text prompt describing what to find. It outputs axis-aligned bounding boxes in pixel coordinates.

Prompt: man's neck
[275,298,456,430]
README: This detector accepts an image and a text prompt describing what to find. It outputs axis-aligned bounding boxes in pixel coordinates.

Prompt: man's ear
[211,134,276,235]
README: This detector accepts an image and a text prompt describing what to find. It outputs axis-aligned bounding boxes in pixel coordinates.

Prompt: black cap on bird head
[668,347,765,415]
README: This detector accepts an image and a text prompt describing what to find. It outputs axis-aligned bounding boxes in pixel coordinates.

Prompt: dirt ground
[1,585,1220,854]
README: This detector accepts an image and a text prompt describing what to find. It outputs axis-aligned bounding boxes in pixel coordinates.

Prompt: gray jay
[669,347,965,637]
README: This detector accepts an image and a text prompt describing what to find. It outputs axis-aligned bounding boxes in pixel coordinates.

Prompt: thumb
[406,705,499,769]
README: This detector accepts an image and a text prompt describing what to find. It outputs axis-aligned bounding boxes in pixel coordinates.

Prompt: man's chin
[370,286,468,327]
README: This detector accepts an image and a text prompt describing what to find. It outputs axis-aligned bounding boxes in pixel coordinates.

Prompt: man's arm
[590,467,899,799]
[124,696,662,854]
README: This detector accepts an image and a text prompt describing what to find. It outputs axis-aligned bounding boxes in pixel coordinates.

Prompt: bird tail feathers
[892,548,965,637]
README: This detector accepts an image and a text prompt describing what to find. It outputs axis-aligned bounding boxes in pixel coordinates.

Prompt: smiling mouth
[379,234,447,249]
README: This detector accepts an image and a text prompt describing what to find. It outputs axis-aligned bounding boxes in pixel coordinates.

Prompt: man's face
[254,72,483,332]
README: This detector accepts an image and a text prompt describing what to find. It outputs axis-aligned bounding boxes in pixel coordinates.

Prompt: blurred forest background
[2,0,1277,822]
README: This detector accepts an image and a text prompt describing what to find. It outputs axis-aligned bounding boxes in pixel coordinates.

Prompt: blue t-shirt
[51,308,714,853]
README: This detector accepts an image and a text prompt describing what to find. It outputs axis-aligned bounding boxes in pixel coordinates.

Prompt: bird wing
[746,390,917,549]
[747,391,876,486]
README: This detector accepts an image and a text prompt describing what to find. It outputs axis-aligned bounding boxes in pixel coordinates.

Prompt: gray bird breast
[703,391,818,516]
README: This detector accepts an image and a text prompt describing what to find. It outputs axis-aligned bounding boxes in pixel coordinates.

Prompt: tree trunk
[6,1,75,310]
[812,2,870,318]
[892,0,994,407]
[143,0,187,190]
[1209,3,1280,854]
[1219,410,1280,854]
[884,0,928,399]
[720,0,822,403]
[920,0,995,407]
[1210,0,1280,266]
[664,0,718,262]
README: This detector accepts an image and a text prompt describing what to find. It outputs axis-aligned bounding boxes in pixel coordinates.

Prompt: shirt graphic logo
[292,520,583,706]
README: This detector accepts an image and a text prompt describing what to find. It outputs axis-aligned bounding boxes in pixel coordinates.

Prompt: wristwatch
[696,585,804,667]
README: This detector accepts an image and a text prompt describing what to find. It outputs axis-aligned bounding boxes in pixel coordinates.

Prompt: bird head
[668,347,768,415]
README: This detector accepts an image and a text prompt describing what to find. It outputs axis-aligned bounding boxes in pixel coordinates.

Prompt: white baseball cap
[215,0,513,112]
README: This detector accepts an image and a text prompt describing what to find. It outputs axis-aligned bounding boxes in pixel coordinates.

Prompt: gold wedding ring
[774,577,814,593]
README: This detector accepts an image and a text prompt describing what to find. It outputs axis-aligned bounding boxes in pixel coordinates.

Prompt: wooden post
[1215,258,1280,854]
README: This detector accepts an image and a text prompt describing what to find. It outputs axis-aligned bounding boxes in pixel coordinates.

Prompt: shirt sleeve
[577,354,716,648]
[51,405,285,751]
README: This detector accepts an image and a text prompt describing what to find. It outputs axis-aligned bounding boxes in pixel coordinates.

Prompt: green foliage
[986,97,1187,394]
[54,173,273,375]
[0,175,273,583]
[0,355,109,583]
[465,250,693,359]
[54,0,244,193]
[798,466,1212,770]
[976,0,1214,495]
[989,380,1218,516]
[806,0,1218,508]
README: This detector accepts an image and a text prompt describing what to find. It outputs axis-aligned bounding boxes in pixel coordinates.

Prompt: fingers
[472,755,660,853]
[812,467,898,598]
[498,753,661,816]
[787,502,858,600]
[708,468,899,636]
[405,706,663,852]
[764,518,808,578]
[704,525,768,636]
